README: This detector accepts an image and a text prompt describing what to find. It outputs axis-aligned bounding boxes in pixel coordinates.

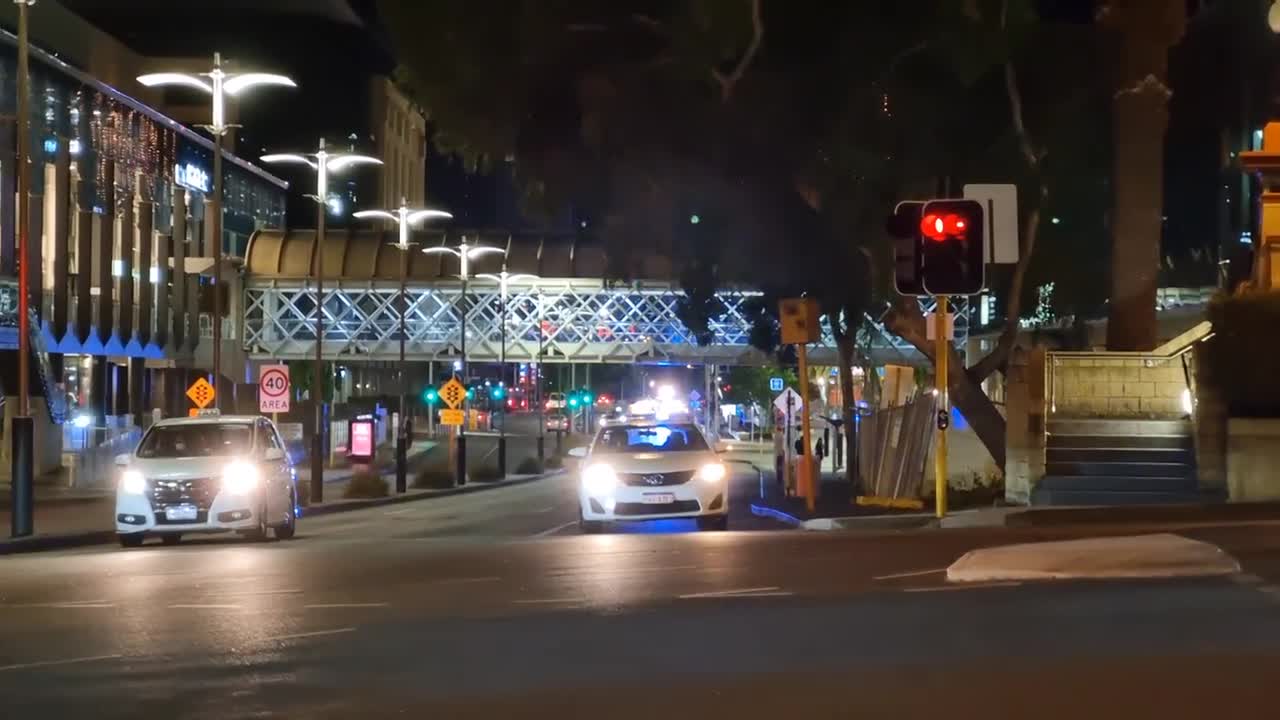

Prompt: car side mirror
[567,447,588,459]
[114,453,131,467]
[263,448,285,462]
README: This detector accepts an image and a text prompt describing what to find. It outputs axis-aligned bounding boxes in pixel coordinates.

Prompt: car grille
[148,477,219,512]
[620,470,695,487]
[614,500,701,516]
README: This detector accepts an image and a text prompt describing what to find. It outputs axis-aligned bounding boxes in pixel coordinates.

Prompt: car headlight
[582,463,618,496]
[120,470,146,495]
[698,463,727,484]
[222,461,261,495]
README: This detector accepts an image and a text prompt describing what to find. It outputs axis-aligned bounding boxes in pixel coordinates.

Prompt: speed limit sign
[259,364,291,413]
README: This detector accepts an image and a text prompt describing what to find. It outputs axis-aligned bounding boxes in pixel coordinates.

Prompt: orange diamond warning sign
[186,377,216,409]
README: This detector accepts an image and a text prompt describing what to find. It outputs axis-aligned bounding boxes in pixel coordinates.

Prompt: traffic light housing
[490,384,506,400]
[919,199,984,295]
[423,387,439,404]
[887,201,925,296]
[581,388,594,405]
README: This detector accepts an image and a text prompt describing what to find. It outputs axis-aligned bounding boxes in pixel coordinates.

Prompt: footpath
[749,466,1280,532]
[0,440,560,554]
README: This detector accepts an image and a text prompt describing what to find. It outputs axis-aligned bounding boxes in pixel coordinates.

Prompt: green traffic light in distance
[492,385,506,399]
[423,388,439,404]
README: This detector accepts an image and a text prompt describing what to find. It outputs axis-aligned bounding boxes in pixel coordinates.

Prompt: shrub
[1207,292,1280,417]
[470,465,503,483]
[514,457,544,475]
[413,468,455,489]
[343,470,389,499]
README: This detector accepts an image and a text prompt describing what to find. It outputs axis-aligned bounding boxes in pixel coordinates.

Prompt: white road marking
[261,627,357,643]
[534,520,578,537]
[534,506,556,513]
[1230,573,1265,586]
[303,603,390,609]
[874,568,947,581]
[904,581,1024,593]
[435,576,501,585]
[679,586,786,599]
[167,603,242,609]
[385,508,417,516]
[0,654,122,673]
[6,599,115,604]
[513,597,588,605]
[210,589,303,597]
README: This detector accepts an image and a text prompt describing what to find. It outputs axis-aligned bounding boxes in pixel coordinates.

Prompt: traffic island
[946,533,1241,582]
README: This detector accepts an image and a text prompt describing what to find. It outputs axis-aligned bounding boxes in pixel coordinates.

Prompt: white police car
[571,420,729,533]
[114,412,298,547]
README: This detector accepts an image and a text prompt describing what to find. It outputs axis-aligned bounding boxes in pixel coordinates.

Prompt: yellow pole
[798,342,815,513]
[934,295,949,519]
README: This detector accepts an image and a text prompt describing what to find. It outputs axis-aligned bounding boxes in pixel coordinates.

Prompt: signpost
[259,364,291,415]
[779,298,820,512]
[186,377,215,411]
[769,377,784,393]
[438,378,467,411]
[440,409,465,426]
[773,387,802,497]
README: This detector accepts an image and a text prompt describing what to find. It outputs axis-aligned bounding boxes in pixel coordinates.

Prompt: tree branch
[711,0,764,103]
[964,51,1047,383]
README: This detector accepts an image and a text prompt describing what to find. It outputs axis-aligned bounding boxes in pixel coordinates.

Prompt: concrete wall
[1049,355,1188,418]
[1004,347,1046,504]
[1226,419,1280,502]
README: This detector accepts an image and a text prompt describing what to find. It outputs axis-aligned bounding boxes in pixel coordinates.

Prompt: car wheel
[242,503,271,542]
[160,534,182,546]
[274,489,298,540]
[118,534,144,548]
[697,515,728,532]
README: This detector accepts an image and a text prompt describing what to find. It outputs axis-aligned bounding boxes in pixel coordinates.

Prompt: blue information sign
[769,377,784,392]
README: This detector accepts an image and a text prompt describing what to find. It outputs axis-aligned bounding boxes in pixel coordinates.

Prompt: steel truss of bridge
[242,279,967,367]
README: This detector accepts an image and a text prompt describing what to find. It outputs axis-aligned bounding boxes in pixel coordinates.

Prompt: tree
[380,0,1109,474]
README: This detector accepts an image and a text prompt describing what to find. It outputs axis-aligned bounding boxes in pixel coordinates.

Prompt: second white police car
[571,419,729,533]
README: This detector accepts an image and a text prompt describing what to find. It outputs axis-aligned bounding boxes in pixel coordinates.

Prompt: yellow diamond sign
[186,377,216,409]
[438,378,467,410]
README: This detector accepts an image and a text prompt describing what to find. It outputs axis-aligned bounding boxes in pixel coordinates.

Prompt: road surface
[3,460,1280,719]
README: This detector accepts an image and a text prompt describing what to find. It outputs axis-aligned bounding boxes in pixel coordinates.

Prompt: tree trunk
[1104,0,1185,350]
[833,329,858,488]
[883,301,1006,469]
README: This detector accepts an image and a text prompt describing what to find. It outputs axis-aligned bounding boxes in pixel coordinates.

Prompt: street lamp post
[535,284,547,463]
[423,239,504,486]
[478,270,537,479]
[262,141,381,504]
[11,0,35,538]
[353,201,452,493]
[139,54,295,410]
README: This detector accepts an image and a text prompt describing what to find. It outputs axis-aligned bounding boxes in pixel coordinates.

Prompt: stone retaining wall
[1049,355,1189,418]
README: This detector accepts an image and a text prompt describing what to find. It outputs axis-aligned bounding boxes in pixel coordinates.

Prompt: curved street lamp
[353,201,452,492]
[139,53,295,408]
[477,269,539,476]
[261,140,381,504]
[422,239,505,485]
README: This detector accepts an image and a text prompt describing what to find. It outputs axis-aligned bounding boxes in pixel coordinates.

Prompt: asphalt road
[4,459,1280,718]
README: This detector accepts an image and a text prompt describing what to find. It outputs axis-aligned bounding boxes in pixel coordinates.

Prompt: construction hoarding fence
[856,395,936,509]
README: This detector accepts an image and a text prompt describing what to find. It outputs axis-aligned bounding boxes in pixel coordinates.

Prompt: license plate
[641,493,675,504]
[165,505,198,521]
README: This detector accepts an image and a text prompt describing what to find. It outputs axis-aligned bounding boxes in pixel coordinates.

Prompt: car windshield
[593,423,708,454]
[136,424,253,459]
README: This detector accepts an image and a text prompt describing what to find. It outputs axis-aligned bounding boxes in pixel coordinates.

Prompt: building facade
[370,75,426,208]
[0,19,288,451]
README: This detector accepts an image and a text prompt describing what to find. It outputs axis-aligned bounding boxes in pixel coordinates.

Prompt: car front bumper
[579,478,727,522]
[115,489,263,535]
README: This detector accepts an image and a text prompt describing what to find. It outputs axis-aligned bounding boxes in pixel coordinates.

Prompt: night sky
[54,0,1271,262]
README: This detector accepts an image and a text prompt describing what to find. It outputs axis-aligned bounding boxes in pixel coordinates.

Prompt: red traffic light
[920,213,969,242]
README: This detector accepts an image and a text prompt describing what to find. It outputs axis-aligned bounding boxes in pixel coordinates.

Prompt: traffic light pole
[395,242,408,494]
[934,295,949,519]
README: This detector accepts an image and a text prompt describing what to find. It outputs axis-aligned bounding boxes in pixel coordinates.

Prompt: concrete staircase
[1032,419,1217,506]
